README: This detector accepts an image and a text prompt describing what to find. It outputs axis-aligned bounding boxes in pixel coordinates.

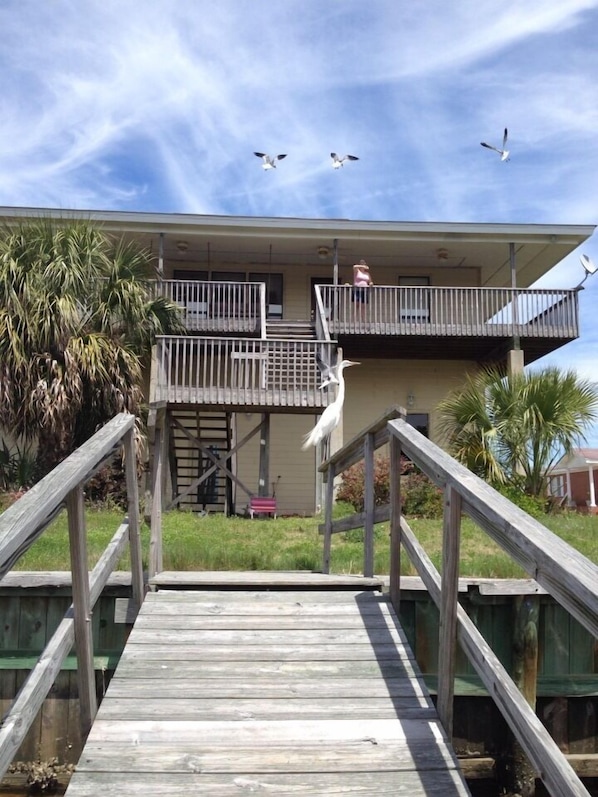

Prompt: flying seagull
[315,351,339,390]
[302,360,359,450]
[331,153,359,169]
[480,128,509,161]
[254,152,287,170]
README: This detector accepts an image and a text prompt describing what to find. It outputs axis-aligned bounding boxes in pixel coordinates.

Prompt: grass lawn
[8,502,598,579]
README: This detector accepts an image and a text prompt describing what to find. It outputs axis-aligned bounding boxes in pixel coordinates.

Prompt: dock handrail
[0,413,144,781]
[319,407,598,796]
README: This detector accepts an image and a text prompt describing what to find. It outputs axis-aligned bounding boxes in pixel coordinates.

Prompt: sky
[1,0,597,443]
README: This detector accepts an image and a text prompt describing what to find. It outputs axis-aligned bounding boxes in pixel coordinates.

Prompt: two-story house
[2,207,594,516]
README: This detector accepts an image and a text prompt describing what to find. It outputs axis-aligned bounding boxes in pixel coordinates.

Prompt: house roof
[551,448,598,473]
[0,206,594,289]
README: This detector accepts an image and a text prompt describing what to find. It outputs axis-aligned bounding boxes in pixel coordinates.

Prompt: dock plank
[65,583,470,796]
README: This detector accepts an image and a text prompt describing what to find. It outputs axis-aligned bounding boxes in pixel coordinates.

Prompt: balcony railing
[152,336,337,408]
[158,279,266,336]
[317,285,579,339]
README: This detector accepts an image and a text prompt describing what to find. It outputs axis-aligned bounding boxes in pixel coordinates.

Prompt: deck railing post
[389,432,403,612]
[363,433,375,577]
[322,462,336,574]
[149,417,164,578]
[437,484,462,738]
[124,426,145,609]
[66,484,97,737]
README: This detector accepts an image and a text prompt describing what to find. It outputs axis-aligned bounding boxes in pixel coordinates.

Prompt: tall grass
[8,502,598,579]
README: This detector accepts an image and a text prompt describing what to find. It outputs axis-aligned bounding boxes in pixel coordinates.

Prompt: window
[407,413,429,437]
[399,276,430,322]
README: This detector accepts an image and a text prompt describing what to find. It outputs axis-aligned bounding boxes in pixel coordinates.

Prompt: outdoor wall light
[317,246,330,260]
[176,240,189,253]
[407,392,415,408]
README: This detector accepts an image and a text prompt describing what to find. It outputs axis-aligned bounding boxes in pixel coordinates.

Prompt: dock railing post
[322,462,335,574]
[389,433,402,612]
[363,433,375,578]
[124,426,145,610]
[437,484,462,738]
[66,484,97,737]
[149,411,165,578]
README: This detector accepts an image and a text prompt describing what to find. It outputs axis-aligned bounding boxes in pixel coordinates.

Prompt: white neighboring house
[548,449,598,514]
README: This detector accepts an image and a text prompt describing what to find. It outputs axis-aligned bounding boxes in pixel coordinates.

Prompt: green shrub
[0,441,39,491]
[492,481,547,518]
[337,456,443,519]
[401,471,443,518]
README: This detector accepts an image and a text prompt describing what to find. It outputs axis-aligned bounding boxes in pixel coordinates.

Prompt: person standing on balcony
[352,260,373,320]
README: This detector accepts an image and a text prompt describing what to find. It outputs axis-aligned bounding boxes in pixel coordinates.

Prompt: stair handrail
[0,413,144,780]
[313,284,332,342]
[318,407,597,796]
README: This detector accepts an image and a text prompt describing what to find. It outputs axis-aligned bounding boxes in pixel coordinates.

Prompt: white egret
[254,152,287,169]
[331,152,359,169]
[480,128,509,161]
[302,360,359,450]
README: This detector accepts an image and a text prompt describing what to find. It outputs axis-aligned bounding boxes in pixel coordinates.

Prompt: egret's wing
[480,142,500,153]
[254,152,267,159]
[502,128,508,148]
[346,155,359,161]
[276,154,287,161]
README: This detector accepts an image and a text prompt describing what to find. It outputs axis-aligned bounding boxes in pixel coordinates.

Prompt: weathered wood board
[65,586,470,796]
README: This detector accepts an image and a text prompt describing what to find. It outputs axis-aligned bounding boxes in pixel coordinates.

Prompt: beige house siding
[342,359,477,444]
[234,412,319,515]
[231,359,477,516]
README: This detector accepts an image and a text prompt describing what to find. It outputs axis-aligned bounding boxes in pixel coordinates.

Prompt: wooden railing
[0,413,144,781]
[151,336,337,409]
[319,407,598,797]
[158,279,266,336]
[317,285,580,338]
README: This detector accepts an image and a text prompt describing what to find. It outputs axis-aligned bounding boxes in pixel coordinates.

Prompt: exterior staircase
[266,319,316,340]
[168,409,233,514]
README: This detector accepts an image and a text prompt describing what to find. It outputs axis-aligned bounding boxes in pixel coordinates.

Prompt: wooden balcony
[159,279,266,335]
[151,337,337,411]
[317,285,580,362]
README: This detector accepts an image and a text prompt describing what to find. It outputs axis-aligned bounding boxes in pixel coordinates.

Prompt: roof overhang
[0,206,594,288]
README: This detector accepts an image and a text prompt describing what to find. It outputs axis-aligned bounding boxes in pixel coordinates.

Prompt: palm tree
[437,366,598,497]
[0,218,184,476]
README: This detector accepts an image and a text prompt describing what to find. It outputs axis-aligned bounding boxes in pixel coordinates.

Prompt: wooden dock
[65,573,470,795]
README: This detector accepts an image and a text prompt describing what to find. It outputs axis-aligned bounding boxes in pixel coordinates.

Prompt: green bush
[492,481,547,518]
[337,456,443,519]
[401,471,444,518]
[0,441,38,491]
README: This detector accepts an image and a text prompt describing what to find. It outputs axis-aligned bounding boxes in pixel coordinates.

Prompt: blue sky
[1,0,597,442]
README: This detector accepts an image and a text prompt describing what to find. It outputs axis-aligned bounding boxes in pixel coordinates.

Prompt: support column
[566,470,573,507]
[509,595,540,797]
[258,413,270,496]
[588,465,596,508]
[507,348,524,378]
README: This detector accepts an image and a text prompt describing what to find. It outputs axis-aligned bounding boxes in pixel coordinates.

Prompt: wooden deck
[65,574,470,796]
